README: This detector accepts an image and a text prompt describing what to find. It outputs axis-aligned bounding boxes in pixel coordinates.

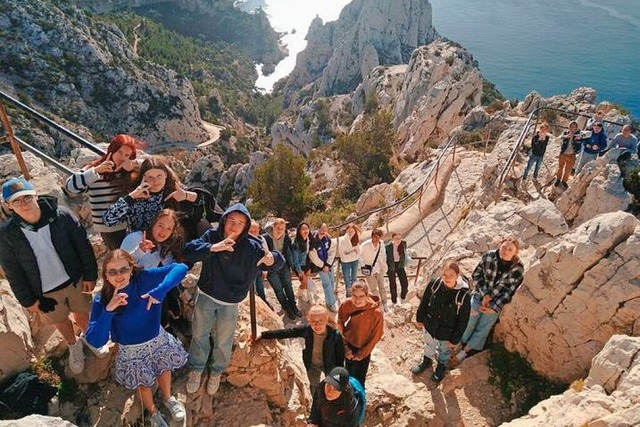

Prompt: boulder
[0,280,34,383]
[0,415,77,426]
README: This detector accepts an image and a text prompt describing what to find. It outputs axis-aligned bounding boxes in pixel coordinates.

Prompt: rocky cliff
[0,0,209,147]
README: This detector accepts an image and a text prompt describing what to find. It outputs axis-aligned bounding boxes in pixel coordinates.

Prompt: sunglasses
[106,266,132,277]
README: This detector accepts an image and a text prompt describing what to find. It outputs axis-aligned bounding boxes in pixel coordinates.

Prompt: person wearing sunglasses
[576,121,607,173]
[0,178,98,375]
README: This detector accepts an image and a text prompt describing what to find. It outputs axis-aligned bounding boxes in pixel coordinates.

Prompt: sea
[253,0,640,118]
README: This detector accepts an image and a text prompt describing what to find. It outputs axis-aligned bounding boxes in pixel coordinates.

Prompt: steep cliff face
[282,0,438,104]
[0,0,209,146]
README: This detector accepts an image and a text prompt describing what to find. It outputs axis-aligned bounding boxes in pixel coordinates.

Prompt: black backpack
[0,372,58,419]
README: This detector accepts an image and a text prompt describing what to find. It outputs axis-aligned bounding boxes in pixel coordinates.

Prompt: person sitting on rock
[575,121,607,173]
[608,125,638,158]
[412,261,470,383]
[307,367,366,427]
[554,121,585,189]
[385,232,410,306]
[65,134,143,250]
[183,203,284,396]
[522,121,551,181]
[263,217,301,318]
[86,250,188,427]
[338,280,384,389]
[0,178,99,375]
[456,238,524,363]
[258,304,344,395]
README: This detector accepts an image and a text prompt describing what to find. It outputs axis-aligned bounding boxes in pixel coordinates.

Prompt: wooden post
[414,257,424,287]
[0,104,31,180]
[249,285,257,341]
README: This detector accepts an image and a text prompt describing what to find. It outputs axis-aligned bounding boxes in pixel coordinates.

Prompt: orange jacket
[338,295,384,358]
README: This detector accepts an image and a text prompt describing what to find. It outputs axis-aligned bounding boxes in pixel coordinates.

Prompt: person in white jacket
[359,229,388,310]
[337,224,361,297]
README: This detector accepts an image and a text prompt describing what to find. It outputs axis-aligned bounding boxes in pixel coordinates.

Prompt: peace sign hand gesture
[95,153,115,175]
[138,231,155,253]
[106,290,128,312]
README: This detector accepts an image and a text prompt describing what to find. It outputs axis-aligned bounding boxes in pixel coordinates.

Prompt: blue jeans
[319,268,336,307]
[461,293,500,351]
[189,292,239,374]
[267,266,297,311]
[523,154,543,179]
[576,151,597,173]
[422,330,452,365]
[340,260,359,296]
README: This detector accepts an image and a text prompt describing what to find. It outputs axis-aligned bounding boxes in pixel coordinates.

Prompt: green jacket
[385,241,406,271]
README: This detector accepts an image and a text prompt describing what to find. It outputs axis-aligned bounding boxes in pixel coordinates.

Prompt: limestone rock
[355,182,396,215]
[0,280,34,383]
[502,335,640,427]
[0,415,76,427]
[462,106,491,131]
[517,198,568,237]
[495,212,640,382]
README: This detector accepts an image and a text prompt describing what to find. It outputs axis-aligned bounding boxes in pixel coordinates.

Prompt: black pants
[388,263,408,303]
[345,355,371,389]
[100,229,127,250]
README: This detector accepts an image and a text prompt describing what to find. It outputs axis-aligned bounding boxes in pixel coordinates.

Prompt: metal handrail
[14,136,74,175]
[0,90,105,156]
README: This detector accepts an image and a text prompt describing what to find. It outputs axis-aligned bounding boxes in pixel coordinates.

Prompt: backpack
[428,277,469,316]
[0,372,58,418]
[349,377,367,425]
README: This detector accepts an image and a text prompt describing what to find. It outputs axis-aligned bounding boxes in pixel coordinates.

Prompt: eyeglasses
[10,195,35,207]
[106,266,132,277]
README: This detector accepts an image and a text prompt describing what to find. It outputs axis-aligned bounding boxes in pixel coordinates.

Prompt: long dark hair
[294,221,311,251]
[136,156,181,202]
[345,224,360,247]
[145,209,185,261]
[100,249,141,305]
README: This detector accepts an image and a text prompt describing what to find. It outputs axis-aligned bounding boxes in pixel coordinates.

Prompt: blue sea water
[429,0,640,117]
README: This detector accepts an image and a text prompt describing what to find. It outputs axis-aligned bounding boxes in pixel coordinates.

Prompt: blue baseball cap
[2,178,37,203]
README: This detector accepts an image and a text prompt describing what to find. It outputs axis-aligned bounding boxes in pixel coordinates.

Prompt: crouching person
[86,250,189,427]
[412,261,470,383]
[307,367,366,427]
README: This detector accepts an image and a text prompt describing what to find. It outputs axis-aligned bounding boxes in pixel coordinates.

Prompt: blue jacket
[582,130,607,155]
[86,263,188,347]
[290,237,310,275]
[183,203,284,303]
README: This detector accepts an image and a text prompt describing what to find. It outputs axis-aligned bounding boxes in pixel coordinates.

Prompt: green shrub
[481,79,506,106]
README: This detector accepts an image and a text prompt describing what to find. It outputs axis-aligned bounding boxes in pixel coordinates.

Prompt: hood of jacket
[217,203,251,241]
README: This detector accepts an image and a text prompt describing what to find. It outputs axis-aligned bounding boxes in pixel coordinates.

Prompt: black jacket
[0,196,98,308]
[530,133,550,157]
[261,324,345,374]
[309,380,361,427]
[416,277,471,344]
[263,231,293,268]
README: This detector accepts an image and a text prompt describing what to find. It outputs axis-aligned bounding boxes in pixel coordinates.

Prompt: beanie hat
[2,178,36,203]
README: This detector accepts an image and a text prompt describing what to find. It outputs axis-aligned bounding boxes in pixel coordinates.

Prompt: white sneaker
[150,411,169,427]
[163,396,186,421]
[80,334,110,359]
[400,297,408,305]
[68,340,85,374]
[207,373,222,395]
[456,350,467,363]
[186,370,202,394]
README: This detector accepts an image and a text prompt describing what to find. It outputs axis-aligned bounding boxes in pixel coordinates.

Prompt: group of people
[521,110,638,190]
[0,133,528,426]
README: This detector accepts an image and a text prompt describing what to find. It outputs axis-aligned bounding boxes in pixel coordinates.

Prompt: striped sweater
[65,167,127,233]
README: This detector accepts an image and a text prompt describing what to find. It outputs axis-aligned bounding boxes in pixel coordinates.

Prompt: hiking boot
[554,178,561,187]
[207,373,222,395]
[163,396,186,421]
[186,370,202,394]
[285,308,297,320]
[149,411,169,427]
[410,356,432,375]
[68,340,85,374]
[561,181,569,190]
[292,306,303,318]
[431,362,447,383]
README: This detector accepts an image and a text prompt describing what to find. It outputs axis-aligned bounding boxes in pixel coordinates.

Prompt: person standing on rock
[554,121,584,189]
[0,178,99,375]
[337,224,361,297]
[608,124,638,158]
[359,229,388,311]
[575,121,607,173]
[455,238,524,363]
[385,233,409,306]
[249,220,274,310]
[309,223,339,312]
[258,304,344,395]
[291,222,315,304]
[86,250,188,427]
[411,261,470,383]
[307,367,366,427]
[338,281,384,389]
[522,121,551,181]
[65,134,142,250]
[183,203,284,395]
[263,217,302,318]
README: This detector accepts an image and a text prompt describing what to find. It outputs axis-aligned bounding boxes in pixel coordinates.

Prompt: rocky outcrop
[0,415,77,426]
[0,281,34,383]
[282,0,438,104]
[1,1,209,148]
[495,211,640,383]
[502,335,640,427]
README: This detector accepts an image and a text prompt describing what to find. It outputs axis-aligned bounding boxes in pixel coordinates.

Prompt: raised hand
[138,231,155,253]
[114,157,135,172]
[165,187,194,202]
[141,293,160,311]
[106,290,128,312]
[95,153,115,175]
[210,237,236,253]
[130,182,151,199]
[257,250,275,267]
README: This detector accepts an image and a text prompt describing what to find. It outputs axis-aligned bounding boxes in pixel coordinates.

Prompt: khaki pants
[42,282,91,324]
[365,272,387,304]
[556,153,576,182]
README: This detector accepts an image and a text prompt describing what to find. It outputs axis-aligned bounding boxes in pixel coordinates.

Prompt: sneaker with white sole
[206,373,221,395]
[455,350,467,363]
[186,370,202,394]
[79,334,110,359]
[150,411,169,427]
[163,396,185,421]
[68,340,85,374]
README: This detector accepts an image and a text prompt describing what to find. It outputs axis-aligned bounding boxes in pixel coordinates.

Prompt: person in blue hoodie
[183,203,284,396]
[576,121,607,173]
